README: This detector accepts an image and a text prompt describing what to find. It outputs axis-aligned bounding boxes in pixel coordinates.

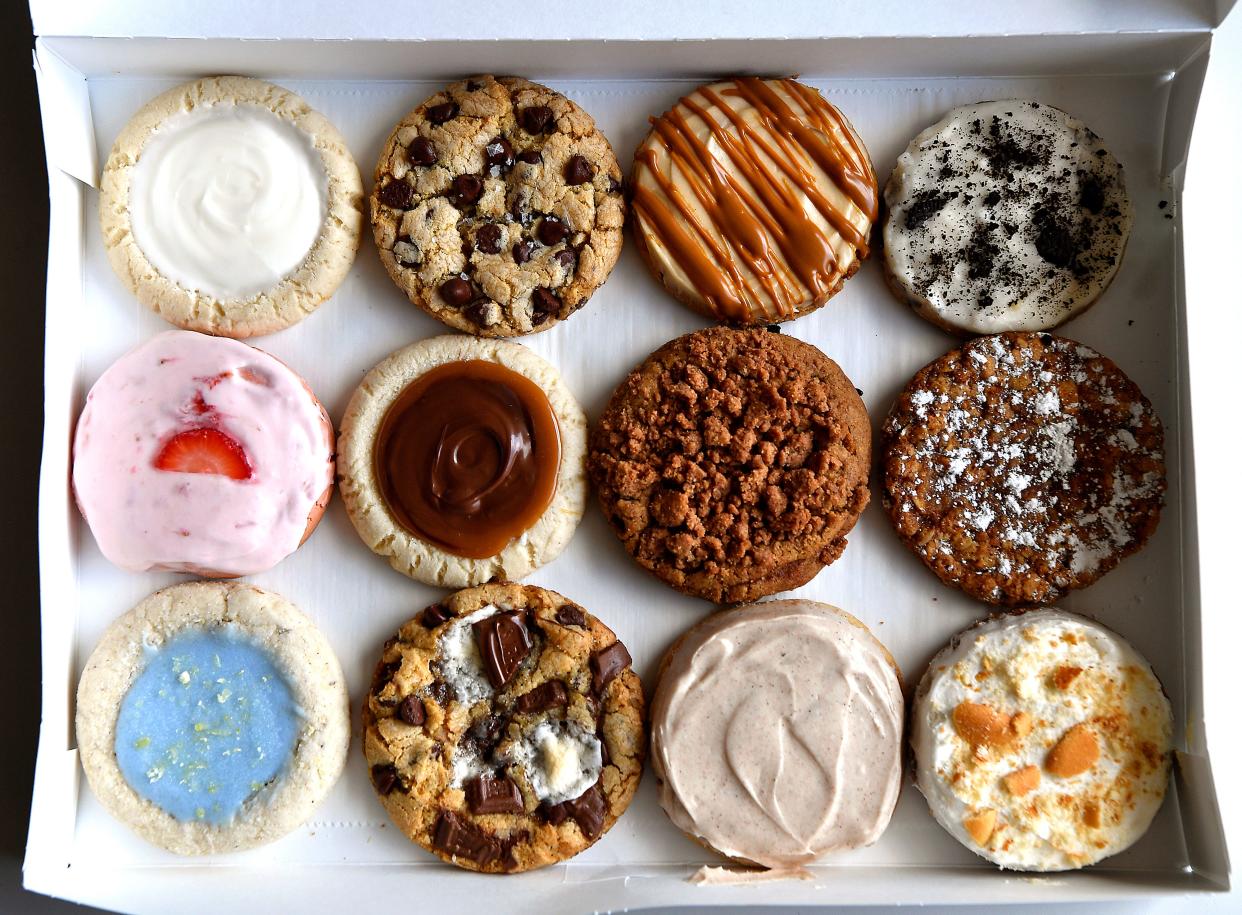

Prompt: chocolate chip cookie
[589,326,871,604]
[881,332,1165,605]
[362,582,644,872]
[371,75,625,337]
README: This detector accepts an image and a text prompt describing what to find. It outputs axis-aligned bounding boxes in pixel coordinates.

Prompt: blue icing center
[114,626,301,825]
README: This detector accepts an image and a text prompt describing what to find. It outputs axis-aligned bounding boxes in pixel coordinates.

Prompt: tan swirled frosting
[650,600,903,874]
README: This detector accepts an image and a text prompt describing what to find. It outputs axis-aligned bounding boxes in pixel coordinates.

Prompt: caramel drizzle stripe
[786,79,875,214]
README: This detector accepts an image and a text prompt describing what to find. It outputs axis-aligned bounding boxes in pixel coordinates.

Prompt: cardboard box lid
[26,0,1238,40]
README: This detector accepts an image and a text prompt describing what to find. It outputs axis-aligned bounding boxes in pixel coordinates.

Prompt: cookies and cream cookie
[881,332,1165,605]
[72,331,334,578]
[912,608,1172,871]
[362,582,644,873]
[338,335,586,587]
[651,599,903,877]
[631,77,877,325]
[589,327,870,603]
[75,581,350,855]
[883,100,1132,334]
[371,75,624,336]
[100,76,363,338]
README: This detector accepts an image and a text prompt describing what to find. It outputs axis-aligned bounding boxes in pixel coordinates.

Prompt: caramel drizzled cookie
[362,582,644,873]
[371,75,625,336]
[589,327,870,603]
[882,332,1165,605]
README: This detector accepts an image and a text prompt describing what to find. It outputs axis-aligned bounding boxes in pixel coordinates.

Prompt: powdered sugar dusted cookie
[883,100,1132,334]
[912,608,1172,871]
[882,332,1164,605]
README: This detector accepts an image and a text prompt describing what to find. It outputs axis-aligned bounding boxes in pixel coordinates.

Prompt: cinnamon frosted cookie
[881,332,1165,606]
[362,582,645,873]
[371,75,624,336]
[100,76,363,338]
[883,100,1132,334]
[631,77,877,325]
[912,608,1173,871]
[651,599,903,877]
[589,327,870,603]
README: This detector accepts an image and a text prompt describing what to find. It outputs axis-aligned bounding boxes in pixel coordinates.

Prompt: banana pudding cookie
[371,75,624,336]
[362,582,645,872]
[100,76,363,338]
[882,332,1165,605]
[589,327,870,604]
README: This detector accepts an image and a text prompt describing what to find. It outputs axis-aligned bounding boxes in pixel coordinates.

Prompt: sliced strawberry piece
[154,428,252,480]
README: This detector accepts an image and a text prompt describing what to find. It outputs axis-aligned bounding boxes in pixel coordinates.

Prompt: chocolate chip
[484,137,514,175]
[418,603,452,628]
[520,105,554,134]
[476,223,503,255]
[397,696,426,726]
[554,249,576,272]
[371,764,399,795]
[378,180,413,210]
[607,175,623,194]
[516,680,569,714]
[462,713,505,757]
[766,323,781,333]
[563,154,594,186]
[466,80,483,91]
[426,680,451,706]
[465,775,525,815]
[536,216,569,247]
[426,101,458,125]
[450,174,484,207]
[531,288,560,325]
[372,659,401,695]
[463,301,494,326]
[440,275,476,306]
[432,811,500,867]
[472,611,532,690]
[512,239,536,265]
[516,150,543,165]
[555,606,586,628]
[590,641,632,695]
[408,137,438,166]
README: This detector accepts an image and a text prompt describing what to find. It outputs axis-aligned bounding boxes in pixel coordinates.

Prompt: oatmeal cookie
[362,582,645,872]
[589,327,870,604]
[881,332,1165,605]
[371,75,625,337]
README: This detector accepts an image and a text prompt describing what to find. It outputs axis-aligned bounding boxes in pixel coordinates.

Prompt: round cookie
[75,581,350,855]
[650,599,903,875]
[72,330,335,578]
[338,335,586,587]
[911,608,1173,871]
[881,332,1165,606]
[371,74,624,337]
[589,326,870,603]
[631,77,878,325]
[362,582,644,873]
[99,76,363,338]
[882,100,1132,334]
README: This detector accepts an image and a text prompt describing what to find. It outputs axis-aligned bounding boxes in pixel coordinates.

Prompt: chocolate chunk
[440,275,476,306]
[371,764,399,795]
[516,680,569,714]
[463,301,494,327]
[372,659,401,694]
[545,784,606,839]
[540,799,570,826]
[555,606,587,628]
[397,695,426,726]
[766,323,781,333]
[426,680,451,706]
[516,150,543,165]
[426,101,459,125]
[531,288,559,325]
[418,603,452,628]
[590,641,632,694]
[465,775,525,815]
[476,223,503,255]
[563,154,594,186]
[536,216,569,246]
[462,713,505,757]
[472,611,532,689]
[432,811,500,867]
[466,80,483,92]
[554,249,576,272]
[607,175,623,194]
[484,137,515,175]
[499,831,528,870]
[408,137,438,166]
[378,180,413,210]
[450,174,484,207]
[520,105,554,134]
[512,239,536,265]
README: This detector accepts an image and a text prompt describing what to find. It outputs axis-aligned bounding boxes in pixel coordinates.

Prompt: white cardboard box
[24,2,1239,910]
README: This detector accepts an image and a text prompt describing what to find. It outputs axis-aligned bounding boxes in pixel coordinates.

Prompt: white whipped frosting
[129,102,328,300]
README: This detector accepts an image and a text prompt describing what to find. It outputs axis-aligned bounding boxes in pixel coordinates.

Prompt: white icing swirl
[129,103,328,300]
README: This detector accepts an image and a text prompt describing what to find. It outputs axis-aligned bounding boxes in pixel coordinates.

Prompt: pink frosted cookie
[73,331,334,577]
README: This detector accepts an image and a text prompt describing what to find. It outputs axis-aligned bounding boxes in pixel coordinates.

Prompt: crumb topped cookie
[882,332,1164,605]
[589,327,870,604]
[883,100,1132,334]
[371,75,625,336]
[362,582,644,872]
[912,608,1172,870]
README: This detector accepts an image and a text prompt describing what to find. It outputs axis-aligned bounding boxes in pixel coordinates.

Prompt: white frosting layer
[912,609,1172,871]
[129,103,328,300]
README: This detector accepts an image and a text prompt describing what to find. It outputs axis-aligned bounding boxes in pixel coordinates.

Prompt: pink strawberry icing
[72,331,334,576]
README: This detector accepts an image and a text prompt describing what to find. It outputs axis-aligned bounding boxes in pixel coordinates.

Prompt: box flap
[27,0,1233,40]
